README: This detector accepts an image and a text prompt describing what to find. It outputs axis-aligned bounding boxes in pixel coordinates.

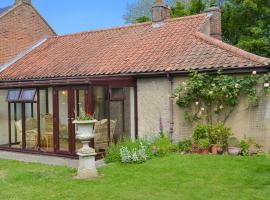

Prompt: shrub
[177,138,193,153]
[105,143,122,163]
[105,137,151,163]
[227,136,239,147]
[120,143,148,163]
[197,138,210,150]
[192,124,210,143]
[151,135,173,156]
[240,139,250,156]
[211,123,232,149]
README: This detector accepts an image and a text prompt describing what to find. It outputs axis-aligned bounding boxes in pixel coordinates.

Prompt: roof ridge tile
[54,13,208,39]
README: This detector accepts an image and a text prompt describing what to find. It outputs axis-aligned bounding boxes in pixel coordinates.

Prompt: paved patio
[0,150,105,168]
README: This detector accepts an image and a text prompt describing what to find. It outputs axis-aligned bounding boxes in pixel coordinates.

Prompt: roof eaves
[194,31,270,65]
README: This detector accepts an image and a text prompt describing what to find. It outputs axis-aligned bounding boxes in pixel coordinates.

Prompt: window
[19,89,36,101]
[6,89,21,102]
[110,88,125,100]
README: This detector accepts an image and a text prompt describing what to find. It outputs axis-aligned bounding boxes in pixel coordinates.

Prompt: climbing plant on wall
[173,70,270,125]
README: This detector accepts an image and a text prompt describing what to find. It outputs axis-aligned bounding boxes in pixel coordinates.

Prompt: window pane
[20,89,36,101]
[110,88,124,100]
[7,90,21,101]
[58,89,69,152]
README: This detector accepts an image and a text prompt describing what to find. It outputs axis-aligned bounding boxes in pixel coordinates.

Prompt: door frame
[53,85,96,155]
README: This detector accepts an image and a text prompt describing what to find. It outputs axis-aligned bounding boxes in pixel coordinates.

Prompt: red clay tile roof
[0,13,269,81]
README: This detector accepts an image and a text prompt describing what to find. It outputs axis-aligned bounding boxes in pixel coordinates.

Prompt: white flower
[209,91,213,95]
[252,71,257,75]
[219,105,224,110]
[264,83,270,88]
[195,102,199,106]
[182,82,187,86]
[211,84,216,87]
[201,107,205,111]
[184,87,187,91]
[235,83,239,88]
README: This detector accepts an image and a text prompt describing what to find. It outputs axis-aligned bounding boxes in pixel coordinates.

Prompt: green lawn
[0,154,269,200]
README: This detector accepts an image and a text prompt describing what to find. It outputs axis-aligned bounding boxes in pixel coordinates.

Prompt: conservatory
[0,78,137,157]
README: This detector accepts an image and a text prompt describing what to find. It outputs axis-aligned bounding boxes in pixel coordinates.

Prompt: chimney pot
[206,6,222,40]
[15,0,31,5]
[152,0,171,23]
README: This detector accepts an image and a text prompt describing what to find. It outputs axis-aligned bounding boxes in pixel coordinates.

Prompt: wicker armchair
[94,119,117,151]
[15,118,38,148]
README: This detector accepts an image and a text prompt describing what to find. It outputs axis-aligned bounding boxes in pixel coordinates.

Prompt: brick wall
[0,3,55,65]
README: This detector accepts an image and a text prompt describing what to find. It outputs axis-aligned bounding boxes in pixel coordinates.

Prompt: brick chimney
[206,7,222,40]
[152,0,171,23]
[15,0,31,5]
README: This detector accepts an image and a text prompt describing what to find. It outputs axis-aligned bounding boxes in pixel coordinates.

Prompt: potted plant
[208,128,218,155]
[227,136,240,155]
[210,123,232,155]
[73,108,97,154]
[192,124,210,153]
[197,138,210,155]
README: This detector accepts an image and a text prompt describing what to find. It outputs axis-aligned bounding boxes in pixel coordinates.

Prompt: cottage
[0,0,269,158]
[0,0,55,67]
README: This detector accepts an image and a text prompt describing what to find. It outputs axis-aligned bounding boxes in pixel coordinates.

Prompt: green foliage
[173,70,266,124]
[135,16,151,23]
[151,135,173,156]
[210,123,232,149]
[75,107,95,121]
[197,138,210,149]
[240,139,250,156]
[177,138,193,153]
[227,136,239,147]
[105,138,151,163]
[105,134,174,163]
[105,143,121,163]
[171,2,189,18]
[192,123,232,150]
[222,0,270,57]
[189,0,206,14]
[171,0,205,18]
[192,124,210,143]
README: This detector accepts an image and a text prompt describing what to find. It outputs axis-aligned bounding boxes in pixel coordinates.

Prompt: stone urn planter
[228,147,241,156]
[73,119,98,179]
[73,120,97,154]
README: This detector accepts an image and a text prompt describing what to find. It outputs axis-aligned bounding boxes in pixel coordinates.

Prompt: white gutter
[0,36,48,72]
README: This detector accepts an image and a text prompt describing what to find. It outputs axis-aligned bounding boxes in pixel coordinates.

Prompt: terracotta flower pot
[200,149,209,155]
[211,144,218,155]
[192,144,199,153]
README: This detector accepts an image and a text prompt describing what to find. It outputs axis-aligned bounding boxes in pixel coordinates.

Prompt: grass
[0,154,270,200]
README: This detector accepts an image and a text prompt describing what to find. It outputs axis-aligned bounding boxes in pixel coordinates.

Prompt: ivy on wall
[173,70,270,125]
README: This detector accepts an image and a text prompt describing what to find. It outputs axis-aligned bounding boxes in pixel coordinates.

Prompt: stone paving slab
[0,150,105,168]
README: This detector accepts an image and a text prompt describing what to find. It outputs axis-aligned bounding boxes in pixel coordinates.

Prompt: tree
[135,16,151,23]
[222,0,270,57]
[123,0,184,23]
[171,2,189,18]
[189,0,205,14]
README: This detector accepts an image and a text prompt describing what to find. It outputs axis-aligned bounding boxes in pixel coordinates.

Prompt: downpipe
[167,73,174,143]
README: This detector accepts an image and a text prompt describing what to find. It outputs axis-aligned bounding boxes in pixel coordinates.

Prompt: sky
[0,0,136,35]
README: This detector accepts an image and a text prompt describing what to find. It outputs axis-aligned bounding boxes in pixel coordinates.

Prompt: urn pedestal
[73,120,98,179]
